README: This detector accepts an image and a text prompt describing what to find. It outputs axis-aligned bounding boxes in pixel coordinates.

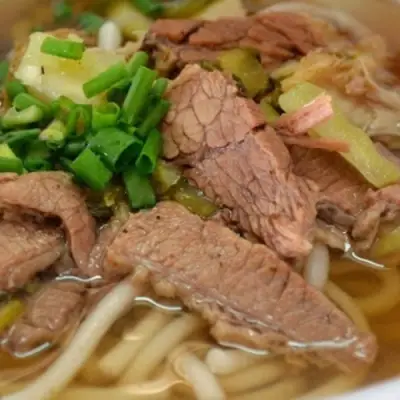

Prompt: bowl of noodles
[0,1,400,400]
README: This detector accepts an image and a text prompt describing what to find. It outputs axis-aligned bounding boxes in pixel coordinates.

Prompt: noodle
[231,376,308,400]
[119,314,203,384]
[219,360,288,394]
[174,352,226,400]
[98,309,174,380]
[205,348,261,375]
[304,243,330,290]
[3,280,140,400]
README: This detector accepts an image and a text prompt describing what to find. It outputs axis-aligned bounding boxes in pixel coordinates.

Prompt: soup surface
[0,1,400,400]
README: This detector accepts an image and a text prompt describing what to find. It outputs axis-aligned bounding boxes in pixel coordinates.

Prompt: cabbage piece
[279,82,400,188]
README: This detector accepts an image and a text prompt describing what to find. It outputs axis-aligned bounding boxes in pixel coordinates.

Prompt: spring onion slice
[137,99,170,137]
[24,141,52,172]
[131,0,164,17]
[40,120,67,148]
[123,166,156,209]
[0,60,9,84]
[0,144,24,174]
[2,106,44,129]
[151,78,169,98]
[13,93,52,119]
[3,129,41,148]
[89,127,142,172]
[70,148,112,191]
[127,51,149,77]
[122,66,157,125]
[41,37,85,60]
[91,103,120,131]
[78,12,105,34]
[83,62,128,99]
[5,80,27,102]
[135,128,162,174]
[63,140,87,158]
[53,0,73,22]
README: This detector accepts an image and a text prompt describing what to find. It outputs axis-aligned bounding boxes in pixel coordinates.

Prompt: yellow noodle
[298,369,368,399]
[119,314,203,384]
[98,309,173,380]
[219,360,288,394]
[231,376,308,400]
[371,321,400,343]
[325,282,370,331]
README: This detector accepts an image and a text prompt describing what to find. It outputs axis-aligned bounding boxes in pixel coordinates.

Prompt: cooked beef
[0,172,96,269]
[106,201,377,371]
[3,281,85,353]
[142,12,324,76]
[0,219,64,291]
[163,65,318,258]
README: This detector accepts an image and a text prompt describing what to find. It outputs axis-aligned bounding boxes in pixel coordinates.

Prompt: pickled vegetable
[372,226,400,258]
[172,183,218,218]
[152,160,181,194]
[218,49,268,98]
[0,299,24,333]
[279,82,400,188]
[259,98,280,124]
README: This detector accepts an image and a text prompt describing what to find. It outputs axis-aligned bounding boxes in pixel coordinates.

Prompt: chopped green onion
[151,78,169,98]
[92,103,120,131]
[41,37,85,60]
[127,51,149,77]
[135,128,162,174]
[0,143,24,174]
[122,66,157,125]
[83,62,128,99]
[89,127,142,172]
[123,166,156,209]
[5,79,26,102]
[152,160,181,194]
[53,0,73,22]
[13,93,52,119]
[137,99,170,137]
[131,0,164,18]
[0,61,9,84]
[162,0,213,18]
[78,12,105,34]
[70,148,112,191]
[40,120,67,148]
[2,129,40,148]
[63,139,87,158]
[2,106,44,129]
[24,141,52,172]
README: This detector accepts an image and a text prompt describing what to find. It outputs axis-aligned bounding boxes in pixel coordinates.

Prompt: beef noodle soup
[0,1,400,399]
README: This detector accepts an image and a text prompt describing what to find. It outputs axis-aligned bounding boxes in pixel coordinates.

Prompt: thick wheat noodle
[219,360,288,394]
[2,280,140,400]
[297,369,368,400]
[325,282,370,331]
[175,352,226,400]
[205,348,262,375]
[231,375,308,400]
[119,314,203,384]
[98,309,174,380]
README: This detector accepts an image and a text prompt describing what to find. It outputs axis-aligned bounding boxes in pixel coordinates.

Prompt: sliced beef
[106,202,377,371]
[163,65,318,258]
[0,219,64,291]
[0,172,96,269]
[3,281,85,353]
[142,12,324,76]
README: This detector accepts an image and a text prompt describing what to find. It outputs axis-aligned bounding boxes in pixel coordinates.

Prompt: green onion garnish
[78,12,105,34]
[127,51,149,77]
[40,120,67,148]
[137,99,170,137]
[63,139,87,158]
[5,79,26,101]
[131,0,164,18]
[2,106,44,129]
[135,128,162,174]
[53,0,73,22]
[70,148,112,191]
[24,141,52,172]
[89,127,142,172]
[83,62,128,99]
[41,37,85,60]
[0,143,23,174]
[2,129,41,148]
[123,166,156,209]
[13,93,52,119]
[91,103,120,131]
[122,66,157,125]
[151,78,169,98]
